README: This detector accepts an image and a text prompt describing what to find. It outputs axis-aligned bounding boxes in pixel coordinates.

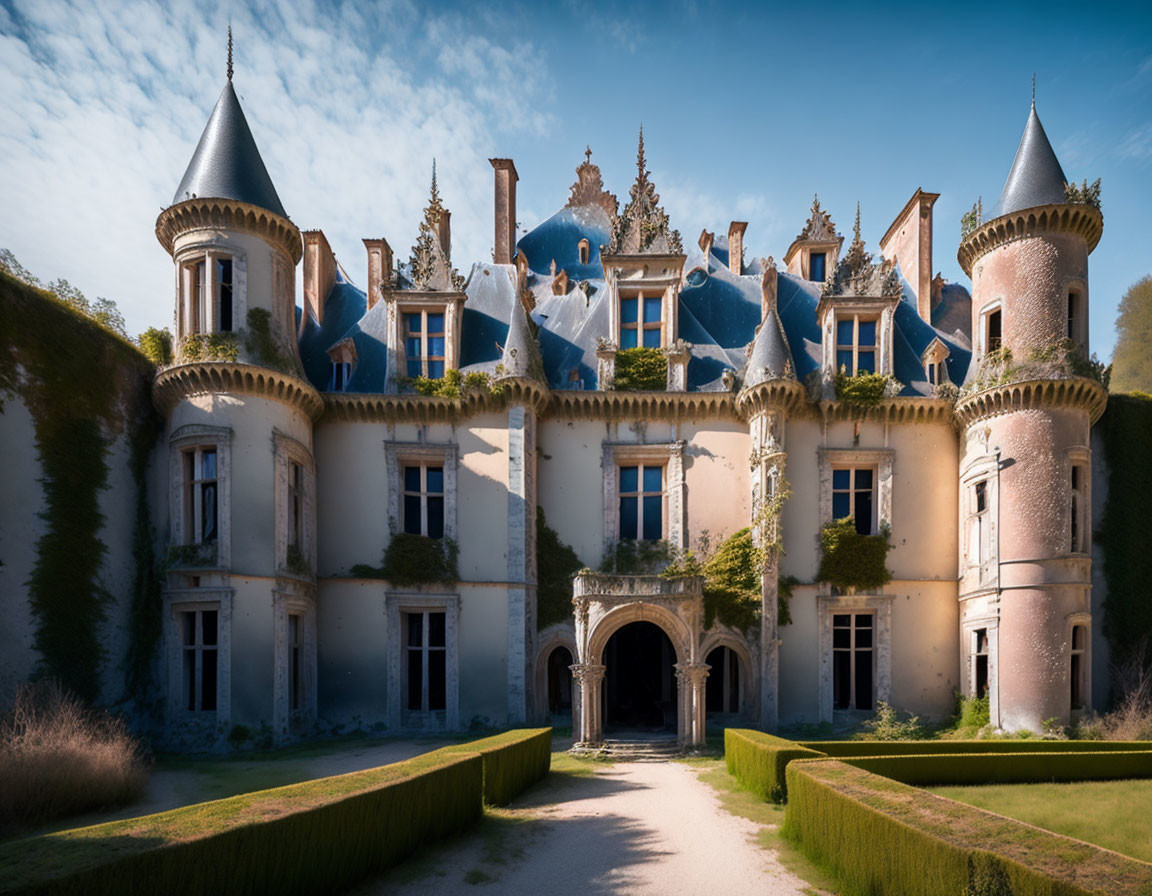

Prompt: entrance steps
[573,734,685,761]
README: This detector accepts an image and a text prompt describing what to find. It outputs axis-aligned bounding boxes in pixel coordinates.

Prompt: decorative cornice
[955,377,1107,427]
[817,397,956,425]
[153,362,323,419]
[957,203,1103,277]
[321,390,505,423]
[155,198,302,263]
[734,380,808,418]
[548,389,737,422]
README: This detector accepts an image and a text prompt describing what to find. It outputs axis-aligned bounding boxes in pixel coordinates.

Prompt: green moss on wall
[536,508,582,630]
[352,533,459,586]
[613,347,667,391]
[817,517,893,593]
[0,271,158,703]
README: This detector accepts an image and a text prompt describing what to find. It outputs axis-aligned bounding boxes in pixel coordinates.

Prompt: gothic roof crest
[566,146,618,218]
[823,205,901,299]
[607,128,683,255]
[795,194,839,243]
[404,162,464,291]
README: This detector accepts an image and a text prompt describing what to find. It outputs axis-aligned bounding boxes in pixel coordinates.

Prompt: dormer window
[921,338,951,389]
[326,338,358,392]
[836,314,877,375]
[331,362,351,391]
[578,239,590,265]
[405,311,446,379]
[809,251,826,283]
[621,293,662,349]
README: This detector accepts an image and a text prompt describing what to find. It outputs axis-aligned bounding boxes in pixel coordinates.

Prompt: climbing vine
[351,532,459,586]
[817,517,893,592]
[399,368,509,399]
[536,508,582,630]
[834,370,896,407]
[613,347,667,391]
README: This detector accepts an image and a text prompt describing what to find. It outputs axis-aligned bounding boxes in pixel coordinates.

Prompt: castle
[0,53,1107,750]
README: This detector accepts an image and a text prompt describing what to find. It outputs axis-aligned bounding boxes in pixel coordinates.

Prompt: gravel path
[353,760,814,896]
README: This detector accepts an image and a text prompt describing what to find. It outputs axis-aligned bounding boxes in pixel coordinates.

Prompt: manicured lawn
[929,778,1152,863]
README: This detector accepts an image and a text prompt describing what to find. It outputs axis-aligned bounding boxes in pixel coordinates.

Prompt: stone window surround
[977,299,1004,358]
[817,593,893,723]
[326,337,358,391]
[960,454,999,578]
[164,587,233,729]
[820,300,895,378]
[383,293,465,392]
[961,612,1000,724]
[273,430,316,575]
[1066,608,1091,715]
[169,424,233,568]
[1066,446,1091,556]
[796,241,840,282]
[602,441,686,556]
[1064,277,1088,348]
[384,441,459,541]
[386,592,461,730]
[272,589,317,739]
[921,339,951,386]
[174,239,247,340]
[817,448,894,532]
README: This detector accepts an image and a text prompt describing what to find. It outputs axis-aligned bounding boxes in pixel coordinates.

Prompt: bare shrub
[0,681,148,835]
[1078,644,1152,741]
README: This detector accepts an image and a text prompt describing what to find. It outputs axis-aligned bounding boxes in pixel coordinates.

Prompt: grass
[930,778,1152,863]
[692,759,841,894]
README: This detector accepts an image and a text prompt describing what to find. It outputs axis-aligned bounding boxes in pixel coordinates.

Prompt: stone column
[751,410,785,731]
[676,662,710,747]
[506,403,537,725]
[571,663,605,746]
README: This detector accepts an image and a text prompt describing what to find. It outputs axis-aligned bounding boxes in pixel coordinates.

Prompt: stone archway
[571,572,707,747]
[700,631,758,720]
[533,625,577,724]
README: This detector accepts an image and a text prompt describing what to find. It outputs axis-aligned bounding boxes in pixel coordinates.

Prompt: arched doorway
[546,646,573,717]
[604,621,678,732]
[705,646,741,716]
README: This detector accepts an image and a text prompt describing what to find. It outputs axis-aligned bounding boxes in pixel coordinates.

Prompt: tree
[1110,275,1152,394]
[0,248,129,338]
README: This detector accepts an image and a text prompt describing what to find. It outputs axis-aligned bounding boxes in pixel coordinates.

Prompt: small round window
[685,267,708,288]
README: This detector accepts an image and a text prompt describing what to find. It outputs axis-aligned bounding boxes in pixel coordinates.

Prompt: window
[330,361,351,391]
[185,259,206,333]
[183,447,218,544]
[181,253,234,335]
[968,479,991,568]
[809,251,826,283]
[289,462,303,550]
[403,465,445,538]
[835,315,877,374]
[1070,625,1086,710]
[1070,464,1087,553]
[182,609,218,712]
[973,628,989,699]
[832,467,875,535]
[833,613,873,710]
[578,238,590,265]
[985,308,1002,353]
[1067,291,1081,344]
[405,610,447,713]
[288,613,301,712]
[620,293,662,349]
[404,311,445,378]
[619,464,663,540]
[217,257,233,331]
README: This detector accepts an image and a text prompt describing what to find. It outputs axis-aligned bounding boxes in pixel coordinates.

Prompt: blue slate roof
[991,104,1068,219]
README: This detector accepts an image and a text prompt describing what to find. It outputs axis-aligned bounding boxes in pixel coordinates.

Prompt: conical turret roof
[499,297,545,382]
[172,80,288,219]
[743,311,793,388]
[991,103,1067,219]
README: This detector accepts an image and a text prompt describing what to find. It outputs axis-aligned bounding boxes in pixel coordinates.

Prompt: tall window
[1067,291,1081,344]
[809,251,826,282]
[403,465,445,538]
[620,294,662,349]
[832,467,875,535]
[1070,464,1087,553]
[182,255,233,334]
[217,258,233,331]
[330,361,351,391]
[182,609,218,712]
[835,315,877,374]
[289,462,303,550]
[619,464,663,540]
[404,311,445,378]
[973,628,989,699]
[183,447,218,544]
[833,613,873,710]
[288,613,302,712]
[968,480,990,568]
[985,308,1002,354]
[406,611,447,713]
[578,238,590,265]
[1070,625,1086,710]
[185,259,206,334]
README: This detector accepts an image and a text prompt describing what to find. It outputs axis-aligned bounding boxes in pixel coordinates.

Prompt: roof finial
[1032,72,1036,106]
[430,159,439,202]
[853,201,861,242]
[637,125,646,177]
[585,145,592,164]
[227,25,233,82]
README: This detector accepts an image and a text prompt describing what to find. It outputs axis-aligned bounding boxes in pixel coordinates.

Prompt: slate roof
[990,104,1068,219]
[172,81,288,218]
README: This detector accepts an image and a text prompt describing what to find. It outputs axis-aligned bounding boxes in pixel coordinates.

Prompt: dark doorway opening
[705,646,741,715]
[604,622,677,731]
[546,646,573,716]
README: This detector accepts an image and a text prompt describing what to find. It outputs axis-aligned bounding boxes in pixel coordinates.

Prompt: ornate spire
[227,25,233,82]
[795,194,839,243]
[565,146,617,217]
[824,205,900,299]
[430,158,439,205]
[607,127,682,255]
[406,160,463,291]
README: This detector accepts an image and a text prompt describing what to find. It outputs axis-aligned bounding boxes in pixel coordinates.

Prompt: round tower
[955,97,1105,733]
[152,35,321,749]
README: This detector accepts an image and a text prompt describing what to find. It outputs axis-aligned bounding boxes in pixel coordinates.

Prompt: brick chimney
[363,238,393,311]
[879,188,939,322]
[698,228,715,259]
[728,222,747,275]
[302,230,336,326]
[490,158,518,265]
[437,210,451,265]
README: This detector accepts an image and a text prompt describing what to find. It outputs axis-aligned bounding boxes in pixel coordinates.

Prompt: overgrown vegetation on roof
[961,340,1107,397]
[399,368,508,399]
[536,508,582,630]
[1065,178,1102,210]
[613,347,667,391]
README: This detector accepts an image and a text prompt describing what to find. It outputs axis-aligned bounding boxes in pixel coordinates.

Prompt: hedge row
[804,739,1152,757]
[841,751,1152,786]
[782,759,1152,896]
[724,729,824,803]
[0,728,551,896]
[443,727,552,806]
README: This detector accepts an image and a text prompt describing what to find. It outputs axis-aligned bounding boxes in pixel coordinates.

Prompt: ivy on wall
[535,508,582,630]
[613,347,667,391]
[0,271,158,703]
[351,532,459,586]
[816,517,893,593]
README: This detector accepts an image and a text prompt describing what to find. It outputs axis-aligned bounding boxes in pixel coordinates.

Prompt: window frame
[175,245,244,340]
[165,590,233,730]
[274,431,315,577]
[1067,447,1091,555]
[831,465,877,535]
[832,611,875,711]
[619,290,664,350]
[403,308,447,379]
[980,302,1004,357]
[617,462,666,542]
[387,593,460,730]
[403,609,449,715]
[602,442,686,556]
[169,425,232,568]
[834,313,879,376]
[818,449,893,535]
[818,594,893,723]
[273,591,316,738]
[401,462,446,539]
[385,442,459,544]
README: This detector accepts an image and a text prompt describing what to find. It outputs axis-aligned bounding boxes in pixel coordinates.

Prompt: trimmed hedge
[443,728,552,805]
[841,750,1152,787]
[0,728,551,896]
[803,739,1152,757]
[724,729,824,803]
[782,759,1152,896]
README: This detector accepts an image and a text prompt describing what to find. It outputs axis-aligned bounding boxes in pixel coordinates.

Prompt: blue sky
[1,0,1149,360]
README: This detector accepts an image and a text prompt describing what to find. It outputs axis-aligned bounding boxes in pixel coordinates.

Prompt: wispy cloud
[1116,123,1152,165]
[0,0,556,335]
